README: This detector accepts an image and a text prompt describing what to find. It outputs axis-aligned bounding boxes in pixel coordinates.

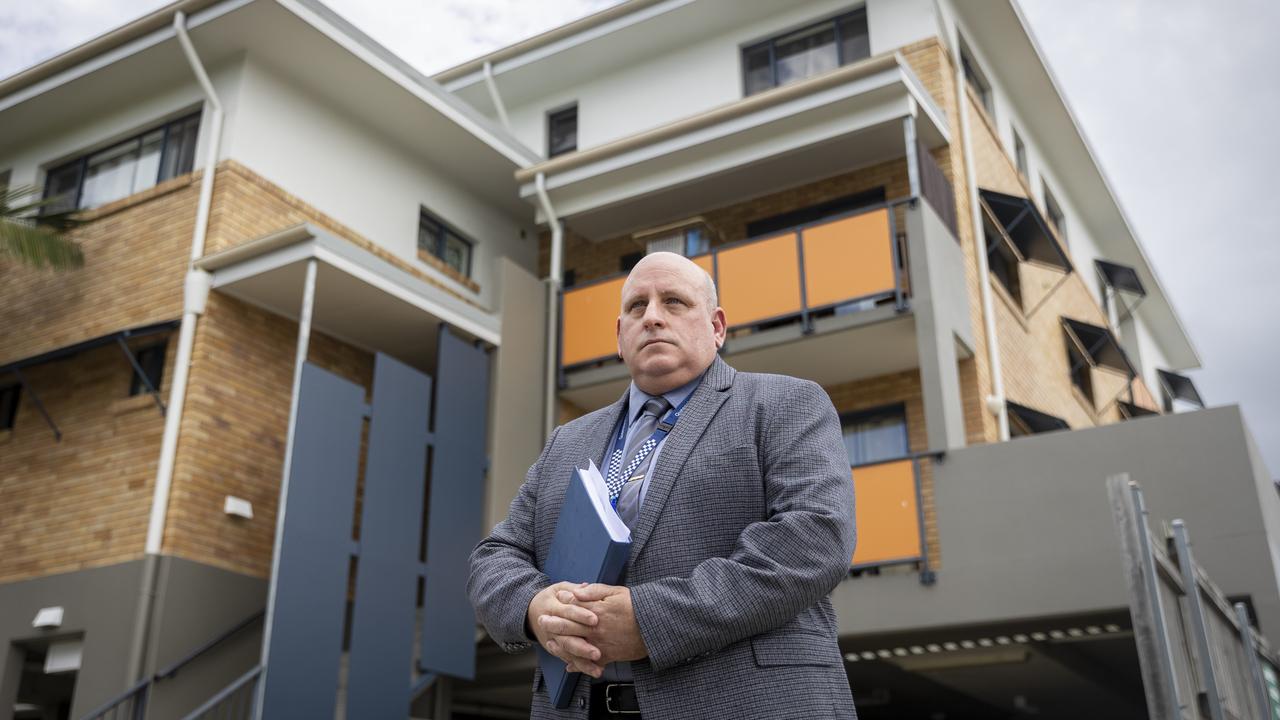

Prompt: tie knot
[639,396,671,420]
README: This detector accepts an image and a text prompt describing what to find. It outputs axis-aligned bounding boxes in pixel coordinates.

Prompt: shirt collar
[627,369,705,421]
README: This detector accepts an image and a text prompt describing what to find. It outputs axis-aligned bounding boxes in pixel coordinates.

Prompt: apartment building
[0,0,1275,718]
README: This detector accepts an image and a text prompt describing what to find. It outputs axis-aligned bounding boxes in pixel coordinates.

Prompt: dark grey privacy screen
[261,363,366,719]
[420,326,492,679]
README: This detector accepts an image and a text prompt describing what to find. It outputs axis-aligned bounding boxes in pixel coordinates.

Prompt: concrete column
[906,203,971,452]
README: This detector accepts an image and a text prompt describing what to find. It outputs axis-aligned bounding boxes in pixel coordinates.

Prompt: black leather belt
[590,682,641,717]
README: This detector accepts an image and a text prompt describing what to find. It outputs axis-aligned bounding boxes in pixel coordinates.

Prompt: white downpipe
[144,10,224,556]
[952,36,1009,441]
[535,173,563,438]
[482,61,512,130]
[128,10,223,684]
[255,258,318,717]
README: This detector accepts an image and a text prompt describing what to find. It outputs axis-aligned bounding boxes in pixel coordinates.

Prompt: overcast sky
[1,0,1276,474]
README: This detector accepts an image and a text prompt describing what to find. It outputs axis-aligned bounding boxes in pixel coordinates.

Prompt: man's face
[616,253,726,395]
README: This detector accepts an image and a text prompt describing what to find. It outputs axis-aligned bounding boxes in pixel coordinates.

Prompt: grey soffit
[1063,317,1136,378]
[0,320,179,373]
[1007,401,1070,434]
[1157,369,1205,409]
[979,188,1073,273]
[1095,259,1146,297]
[1118,401,1159,419]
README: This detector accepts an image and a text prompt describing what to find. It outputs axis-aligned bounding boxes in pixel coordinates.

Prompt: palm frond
[0,184,85,270]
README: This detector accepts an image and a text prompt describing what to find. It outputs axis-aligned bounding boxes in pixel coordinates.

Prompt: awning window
[1062,317,1135,378]
[979,188,1073,273]
[1095,260,1146,297]
[1157,369,1204,411]
[1118,401,1159,420]
[1007,401,1070,436]
[0,320,178,440]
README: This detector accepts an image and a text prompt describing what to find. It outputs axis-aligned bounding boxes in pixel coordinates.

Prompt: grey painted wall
[833,405,1280,642]
[486,258,549,532]
[906,200,974,452]
[0,557,267,720]
[144,557,266,720]
[0,560,143,718]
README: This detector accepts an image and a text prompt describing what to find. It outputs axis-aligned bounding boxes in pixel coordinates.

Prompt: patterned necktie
[606,396,672,506]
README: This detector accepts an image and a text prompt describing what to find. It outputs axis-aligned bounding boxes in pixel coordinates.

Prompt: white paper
[578,459,631,542]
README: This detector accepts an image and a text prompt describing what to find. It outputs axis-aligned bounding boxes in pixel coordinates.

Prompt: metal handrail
[79,610,264,720]
[156,610,264,680]
[179,665,261,720]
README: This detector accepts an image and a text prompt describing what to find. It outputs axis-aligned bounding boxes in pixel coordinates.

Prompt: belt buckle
[605,683,640,715]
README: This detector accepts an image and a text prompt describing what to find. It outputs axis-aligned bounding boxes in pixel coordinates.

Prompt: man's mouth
[642,338,674,349]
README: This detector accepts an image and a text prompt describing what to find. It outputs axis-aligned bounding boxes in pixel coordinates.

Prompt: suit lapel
[628,357,736,562]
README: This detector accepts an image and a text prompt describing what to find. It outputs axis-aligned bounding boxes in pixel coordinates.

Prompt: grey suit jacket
[468,357,858,719]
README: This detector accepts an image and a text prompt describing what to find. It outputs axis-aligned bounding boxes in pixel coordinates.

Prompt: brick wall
[0,337,177,583]
[164,293,372,579]
[0,174,197,366]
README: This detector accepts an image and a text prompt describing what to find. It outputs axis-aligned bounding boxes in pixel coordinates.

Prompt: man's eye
[665,297,687,306]
[628,301,646,312]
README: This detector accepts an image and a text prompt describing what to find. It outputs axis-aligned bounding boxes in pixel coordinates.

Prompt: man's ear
[711,307,727,349]
[616,315,623,358]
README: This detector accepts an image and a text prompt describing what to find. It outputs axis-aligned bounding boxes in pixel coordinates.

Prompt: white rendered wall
[0,58,241,196]
[224,56,534,309]
[501,0,875,155]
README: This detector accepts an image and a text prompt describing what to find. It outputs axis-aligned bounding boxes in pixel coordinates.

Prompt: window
[840,405,908,466]
[1012,128,1028,179]
[417,208,473,276]
[1007,401,1069,437]
[129,343,167,397]
[619,251,644,272]
[983,210,1021,307]
[0,384,19,431]
[1066,338,1093,405]
[547,105,578,158]
[42,113,200,214]
[959,40,994,117]
[1042,182,1067,245]
[746,187,885,238]
[639,223,712,257]
[741,9,869,96]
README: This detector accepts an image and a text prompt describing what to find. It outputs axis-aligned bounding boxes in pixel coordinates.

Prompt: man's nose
[641,299,665,327]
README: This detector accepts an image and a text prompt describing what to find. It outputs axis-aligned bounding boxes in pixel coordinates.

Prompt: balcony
[850,456,933,583]
[561,201,906,369]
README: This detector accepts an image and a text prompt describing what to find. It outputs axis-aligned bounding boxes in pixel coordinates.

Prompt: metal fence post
[1108,475,1182,717]
[1171,520,1225,720]
[1235,602,1273,720]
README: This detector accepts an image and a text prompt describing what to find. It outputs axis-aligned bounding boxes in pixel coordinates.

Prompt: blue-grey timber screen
[260,326,490,717]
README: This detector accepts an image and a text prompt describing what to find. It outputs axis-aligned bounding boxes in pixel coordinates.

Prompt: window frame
[959,38,994,118]
[0,383,20,431]
[983,207,1023,308]
[1042,181,1067,245]
[41,111,201,214]
[1066,335,1094,406]
[839,403,910,467]
[1012,127,1028,179]
[417,207,474,278]
[129,343,168,397]
[740,7,870,97]
[546,103,578,158]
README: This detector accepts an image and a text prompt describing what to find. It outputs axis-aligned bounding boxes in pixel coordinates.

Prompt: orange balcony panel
[803,209,895,309]
[716,234,802,327]
[851,459,922,566]
[562,277,625,366]
[691,254,714,278]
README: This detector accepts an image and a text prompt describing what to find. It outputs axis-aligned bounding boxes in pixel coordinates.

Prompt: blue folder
[538,468,631,708]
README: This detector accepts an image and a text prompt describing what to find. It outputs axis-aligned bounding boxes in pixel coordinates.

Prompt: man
[469,252,857,718]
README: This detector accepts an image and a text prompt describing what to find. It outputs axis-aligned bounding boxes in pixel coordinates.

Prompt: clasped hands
[528,582,646,677]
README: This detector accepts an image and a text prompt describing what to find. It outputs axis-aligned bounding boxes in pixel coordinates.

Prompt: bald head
[616,251,727,394]
[621,252,718,316]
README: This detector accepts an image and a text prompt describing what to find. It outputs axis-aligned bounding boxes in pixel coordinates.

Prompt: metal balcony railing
[849,454,934,584]
[559,198,913,370]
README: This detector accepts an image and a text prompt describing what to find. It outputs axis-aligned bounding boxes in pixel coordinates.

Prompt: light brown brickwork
[0,337,177,583]
[0,173,198,366]
[207,161,483,303]
[164,292,372,579]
